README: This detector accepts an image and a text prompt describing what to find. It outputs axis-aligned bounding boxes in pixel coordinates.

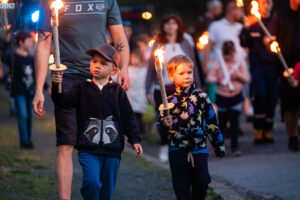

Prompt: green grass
[0,124,57,200]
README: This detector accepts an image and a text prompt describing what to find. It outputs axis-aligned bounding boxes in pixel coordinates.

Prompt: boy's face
[168,63,193,88]
[21,37,34,52]
[90,54,116,80]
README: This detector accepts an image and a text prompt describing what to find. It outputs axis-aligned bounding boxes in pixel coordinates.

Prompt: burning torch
[154,47,174,116]
[197,31,209,51]
[49,0,67,93]
[250,0,296,85]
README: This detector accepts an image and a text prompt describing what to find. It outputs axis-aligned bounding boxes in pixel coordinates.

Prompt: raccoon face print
[84,118,101,144]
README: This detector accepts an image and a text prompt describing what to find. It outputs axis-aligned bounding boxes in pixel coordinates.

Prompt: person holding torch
[157,55,225,200]
[239,0,278,145]
[267,0,300,152]
[33,0,130,199]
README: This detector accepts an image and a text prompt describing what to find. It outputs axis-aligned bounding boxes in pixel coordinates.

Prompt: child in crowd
[207,41,250,156]
[9,31,35,149]
[51,44,143,200]
[158,55,225,200]
[126,49,148,133]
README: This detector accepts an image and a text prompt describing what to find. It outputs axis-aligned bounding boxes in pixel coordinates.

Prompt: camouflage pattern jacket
[157,84,225,157]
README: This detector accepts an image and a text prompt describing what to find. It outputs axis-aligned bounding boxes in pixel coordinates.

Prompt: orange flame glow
[236,0,244,7]
[251,1,261,20]
[148,39,155,47]
[154,47,164,70]
[2,0,8,3]
[51,0,64,10]
[197,31,209,51]
[270,41,280,53]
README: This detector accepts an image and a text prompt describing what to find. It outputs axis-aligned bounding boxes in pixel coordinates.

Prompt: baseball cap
[86,44,120,68]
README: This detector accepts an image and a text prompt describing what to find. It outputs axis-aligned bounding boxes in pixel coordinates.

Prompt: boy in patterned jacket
[157,55,225,200]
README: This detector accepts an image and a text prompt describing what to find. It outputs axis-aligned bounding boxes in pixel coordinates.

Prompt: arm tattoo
[115,42,125,52]
[38,31,52,41]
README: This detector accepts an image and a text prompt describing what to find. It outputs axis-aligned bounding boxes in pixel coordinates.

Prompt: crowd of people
[0,0,300,199]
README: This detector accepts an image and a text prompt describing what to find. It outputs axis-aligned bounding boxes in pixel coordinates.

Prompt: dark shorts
[55,73,91,146]
[280,78,300,114]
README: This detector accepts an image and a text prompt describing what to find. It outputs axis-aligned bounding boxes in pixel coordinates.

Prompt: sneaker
[288,137,299,152]
[159,145,168,162]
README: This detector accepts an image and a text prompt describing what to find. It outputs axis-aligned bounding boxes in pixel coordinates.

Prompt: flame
[51,0,64,10]
[236,0,244,7]
[154,47,164,70]
[197,31,209,50]
[148,39,155,47]
[283,68,294,78]
[251,0,261,20]
[2,0,8,3]
[270,41,280,53]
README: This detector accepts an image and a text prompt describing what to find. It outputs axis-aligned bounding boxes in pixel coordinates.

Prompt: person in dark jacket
[145,14,202,161]
[51,44,143,200]
[158,55,225,200]
[267,0,300,151]
[240,0,278,145]
[8,31,35,149]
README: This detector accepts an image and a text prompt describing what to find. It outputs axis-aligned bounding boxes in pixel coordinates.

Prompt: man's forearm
[35,31,52,93]
[109,24,130,71]
[117,39,129,72]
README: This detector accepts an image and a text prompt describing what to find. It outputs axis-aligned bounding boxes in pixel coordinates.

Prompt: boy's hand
[52,71,63,84]
[133,144,143,157]
[163,115,173,128]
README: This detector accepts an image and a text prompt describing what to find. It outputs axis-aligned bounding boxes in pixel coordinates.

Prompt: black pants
[169,150,211,200]
[250,64,278,130]
[218,109,240,152]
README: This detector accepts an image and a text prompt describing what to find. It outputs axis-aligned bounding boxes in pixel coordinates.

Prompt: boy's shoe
[288,137,299,152]
[263,130,274,144]
[253,129,264,145]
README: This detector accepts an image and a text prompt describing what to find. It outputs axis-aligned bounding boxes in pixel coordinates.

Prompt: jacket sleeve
[239,27,252,48]
[119,88,141,145]
[202,94,225,157]
[51,82,80,108]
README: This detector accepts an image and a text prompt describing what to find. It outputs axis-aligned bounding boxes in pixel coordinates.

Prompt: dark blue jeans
[14,95,33,146]
[78,152,120,200]
[169,150,210,200]
[250,64,278,130]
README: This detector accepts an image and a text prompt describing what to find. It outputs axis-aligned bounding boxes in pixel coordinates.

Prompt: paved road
[142,112,300,200]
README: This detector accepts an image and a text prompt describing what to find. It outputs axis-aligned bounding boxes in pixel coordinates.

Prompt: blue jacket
[157,84,225,157]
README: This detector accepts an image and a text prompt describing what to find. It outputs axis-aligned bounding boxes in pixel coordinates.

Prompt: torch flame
[2,0,8,3]
[154,47,164,70]
[270,41,280,53]
[51,0,64,10]
[148,39,155,47]
[236,0,244,7]
[251,1,261,20]
[197,31,209,51]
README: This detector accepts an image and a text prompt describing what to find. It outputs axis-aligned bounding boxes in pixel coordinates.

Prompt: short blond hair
[166,55,194,75]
